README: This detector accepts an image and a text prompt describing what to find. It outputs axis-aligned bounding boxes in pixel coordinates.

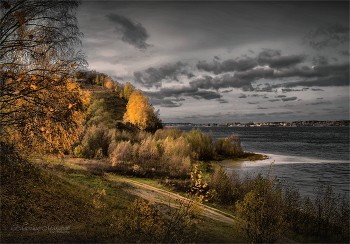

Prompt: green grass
[0,155,135,243]
[1,155,248,243]
[91,90,126,121]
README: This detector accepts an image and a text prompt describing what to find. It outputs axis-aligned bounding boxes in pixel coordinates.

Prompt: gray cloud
[339,50,349,56]
[197,49,305,74]
[189,74,254,91]
[304,23,349,50]
[313,55,329,65]
[134,62,192,88]
[196,56,256,74]
[239,94,247,98]
[145,86,222,107]
[310,101,332,105]
[269,99,280,102]
[107,13,152,50]
[149,97,183,107]
[281,96,298,101]
[217,98,229,103]
[257,49,305,68]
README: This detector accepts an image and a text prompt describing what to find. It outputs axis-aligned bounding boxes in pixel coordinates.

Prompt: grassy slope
[89,89,127,121]
[0,88,257,243]
[1,154,245,243]
[0,154,136,243]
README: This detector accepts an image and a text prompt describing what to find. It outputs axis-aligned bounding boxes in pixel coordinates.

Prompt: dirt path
[61,158,236,225]
[114,177,236,225]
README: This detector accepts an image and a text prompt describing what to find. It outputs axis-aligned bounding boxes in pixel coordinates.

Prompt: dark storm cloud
[339,51,349,56]
[248,102,260,104]
[196,56,256,74]
[282,88,303,93]
[310,101,332,105]
[189,74,254,91]
[304,23,349,50]
[257,49,305,68]
[149,97,183,107]
[256,62,349,90]
[134,62,192,88]
[194,47,348,92]
[217,98,229,103]
[107,13,151,50]
[312,55,329,65]
[281,96,298,101]
[145,86,222,107]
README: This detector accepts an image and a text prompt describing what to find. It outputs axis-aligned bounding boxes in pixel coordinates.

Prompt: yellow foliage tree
[123,90,155,130]
[0,0,89,155]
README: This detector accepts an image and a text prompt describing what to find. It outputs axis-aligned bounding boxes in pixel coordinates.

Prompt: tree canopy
[123,89,162,132]
[0,0,88,154]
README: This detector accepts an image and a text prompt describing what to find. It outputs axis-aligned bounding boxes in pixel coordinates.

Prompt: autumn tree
[123,89,162,132]
[121,82,133,100]
[0,0,88,155]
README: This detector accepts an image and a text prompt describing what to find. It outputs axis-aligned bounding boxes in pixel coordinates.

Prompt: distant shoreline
[164,120,349,127]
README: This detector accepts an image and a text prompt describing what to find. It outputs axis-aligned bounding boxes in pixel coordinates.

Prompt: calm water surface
[172,126,350,198]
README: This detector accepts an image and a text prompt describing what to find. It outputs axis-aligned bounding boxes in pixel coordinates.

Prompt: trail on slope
[114,177,236,225]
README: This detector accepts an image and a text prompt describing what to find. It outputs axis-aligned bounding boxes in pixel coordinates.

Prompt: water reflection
[223,154,350,200]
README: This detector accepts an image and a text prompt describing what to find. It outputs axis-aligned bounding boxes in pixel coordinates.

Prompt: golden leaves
[68,103,76,109]
[14,11,26,24]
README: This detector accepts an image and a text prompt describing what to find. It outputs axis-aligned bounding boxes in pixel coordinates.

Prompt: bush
[110,141,133,167]
[215,135,243,159]
[154,128,183,141]
[73,145,84,158]
[113,199,164,243]
[185,129,214,160]
[235,173,287,243]
[209,167,235,204]
[80,124,112,159]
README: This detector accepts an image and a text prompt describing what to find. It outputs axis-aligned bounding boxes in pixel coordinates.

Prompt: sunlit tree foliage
[0,0,88,154]
[123,89,162,131]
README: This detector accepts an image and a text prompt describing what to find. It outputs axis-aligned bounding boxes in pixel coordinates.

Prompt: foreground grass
[1,155,248,243]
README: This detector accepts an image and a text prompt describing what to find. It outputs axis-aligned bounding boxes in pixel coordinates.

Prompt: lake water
[170,126,350,199]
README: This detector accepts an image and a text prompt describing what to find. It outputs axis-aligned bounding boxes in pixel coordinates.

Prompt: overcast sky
[77,1,349,123]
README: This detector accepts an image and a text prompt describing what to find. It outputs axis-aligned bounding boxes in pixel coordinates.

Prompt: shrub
[209,167,235,204]
[215,134,243,159]
[162,136,192,178]
[113,199,164,243]
[110,141,132,167]
[154,128,183,141]
[73,145,84,158]
[235,173,287,243]
[185,129,214,160]
[80,124,112,159]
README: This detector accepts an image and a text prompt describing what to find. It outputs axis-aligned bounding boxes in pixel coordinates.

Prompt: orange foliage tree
[0,0,89,155]
[123,89,162,132]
